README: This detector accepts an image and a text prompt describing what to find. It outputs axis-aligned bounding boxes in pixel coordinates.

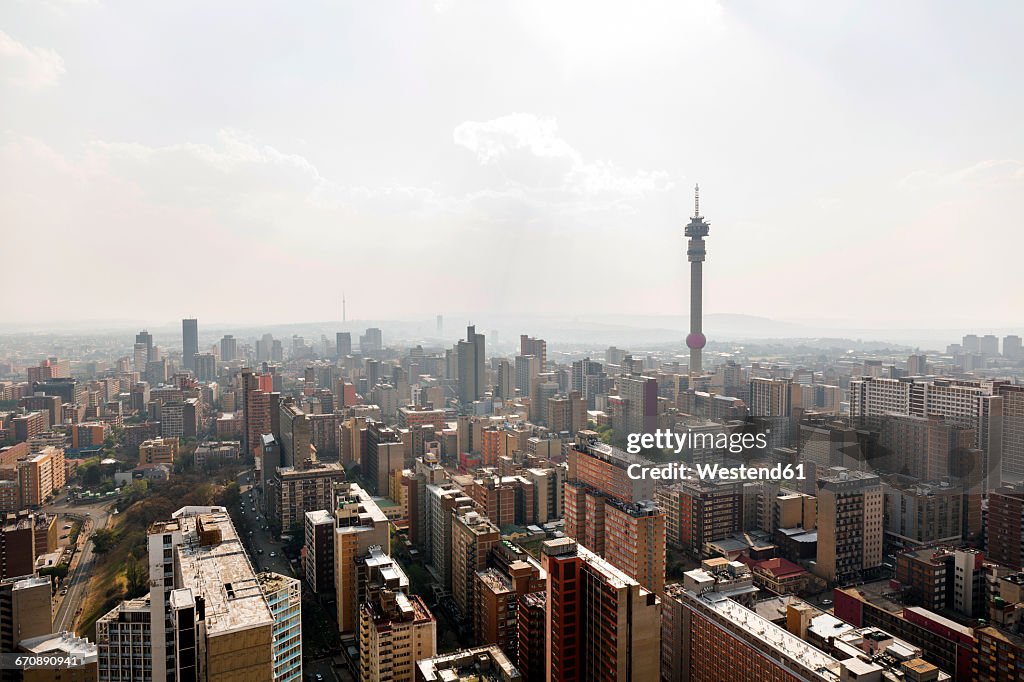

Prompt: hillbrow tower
[685,184,710,373]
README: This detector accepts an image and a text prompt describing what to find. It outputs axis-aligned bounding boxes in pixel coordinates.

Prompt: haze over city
[3,0,1023,329]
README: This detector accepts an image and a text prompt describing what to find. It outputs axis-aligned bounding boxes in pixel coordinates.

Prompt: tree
[125,555,148,599]
[91,528,118,554]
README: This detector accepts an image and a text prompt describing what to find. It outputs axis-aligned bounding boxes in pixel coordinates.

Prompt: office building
[181,319,198,372]
[335,332,351,358]
[96,595,153,682]
[849,377,1004,493]
[364,421,404,496]
[457,326,486,404]
[17,445,65,507]
[0,575,52,660]
[258,573,302,682]
[451,509,500,619]
[334,484,390,633]
[277,397,311,469]
[219,335,236,362]
[193,353,216,382]
[360,328,382,355]
[814,468,883,583]
[146,506,275,682]
[657,479,743,557]
[358,547,436,682]
[139,438,179,466]
[519,336,546,371]
[988,484,1024,569]
[541,538,661,682]
[617,375,659,437]
[998,383,1024,482]
[1004,335,1023,361]
[303,510,334,596]
[270,460,346,532]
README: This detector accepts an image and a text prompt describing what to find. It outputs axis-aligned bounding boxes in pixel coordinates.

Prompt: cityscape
[2,2,1023,681]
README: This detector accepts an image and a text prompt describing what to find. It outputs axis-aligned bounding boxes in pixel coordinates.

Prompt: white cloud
[453,113,672,198]
[0,30,65,90]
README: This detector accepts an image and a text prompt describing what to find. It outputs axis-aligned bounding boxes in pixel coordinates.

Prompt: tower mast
[684,184,710,374]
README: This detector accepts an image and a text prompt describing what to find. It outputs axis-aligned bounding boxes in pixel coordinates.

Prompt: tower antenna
[694,183,700,218]
[343,292,347,323]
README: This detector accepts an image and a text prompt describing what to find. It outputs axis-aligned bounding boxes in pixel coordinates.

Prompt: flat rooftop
[174,509,273,637]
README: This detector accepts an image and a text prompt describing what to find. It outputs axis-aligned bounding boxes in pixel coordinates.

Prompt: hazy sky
[2,1,1022,329]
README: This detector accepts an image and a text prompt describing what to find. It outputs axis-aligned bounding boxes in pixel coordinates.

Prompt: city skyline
[3,1,1022,327]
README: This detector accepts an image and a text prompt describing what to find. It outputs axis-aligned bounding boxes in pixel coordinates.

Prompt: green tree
[125,555,148,598]
[91,528,118,554]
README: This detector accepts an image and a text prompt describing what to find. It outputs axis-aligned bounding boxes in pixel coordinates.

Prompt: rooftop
[173,508,274,636]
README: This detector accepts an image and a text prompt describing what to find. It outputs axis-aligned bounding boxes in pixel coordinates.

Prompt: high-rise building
[241,368,273,458]
[135,330,154,365]
[450,509,500,619]
[270,461,346,532]
[546,391,586,435]
[907,353,929,375]
[814,468,884,583]
[303,510,335,596]
[1003,334,1022,360]
[182,319,198,372]
[998,383,1024,482]
[0,575,51,660]
[426,484,475,589]
[514,355,540,399]
[988,484,1024,569]
[193,352,216,382]
[334,484,390,633]
[541,538,661,682]
[519,336,546,371]
[363,421,404,496]
[219,335,237,362]
[147,506,275,681]
[17,445,65,507]
[684,185,710,374]
[474,551,544,664]
[335,332,352,358]
[358,547,436,682]
[277,397,312,468]
[656,479,743,556]
[258,572,302,682]
[980,334,1000,356]
[96,595,153,682]
[457,326,486,405]
[563,434,666,591]
[850,376,1005,493]
[617,375,659,437]
[360,328,382,355]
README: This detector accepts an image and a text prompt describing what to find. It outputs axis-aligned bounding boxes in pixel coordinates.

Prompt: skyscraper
[457,325,486,404]
[182,318,198,372]
[541,538,661,681]
[335,332,352,358]
[135,330,154,362]
[220,334,237,362]
[684,184,710,374]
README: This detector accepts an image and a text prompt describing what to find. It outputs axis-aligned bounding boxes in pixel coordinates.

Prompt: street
[47,499,114,635]
[237,471,292,576]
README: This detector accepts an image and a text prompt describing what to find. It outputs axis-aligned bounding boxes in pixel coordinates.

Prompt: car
[822,599,833,606]
[257,549,264,555]
[63,524,72,530]
[60,588,68,595]
[269,552,276,558]
[315,674,324,682]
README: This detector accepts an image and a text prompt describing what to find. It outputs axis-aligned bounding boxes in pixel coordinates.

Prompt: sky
[1,0,1022,330]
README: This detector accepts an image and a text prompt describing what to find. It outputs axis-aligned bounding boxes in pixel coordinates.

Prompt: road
[50,500,114,634]
[236,471,292,576]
